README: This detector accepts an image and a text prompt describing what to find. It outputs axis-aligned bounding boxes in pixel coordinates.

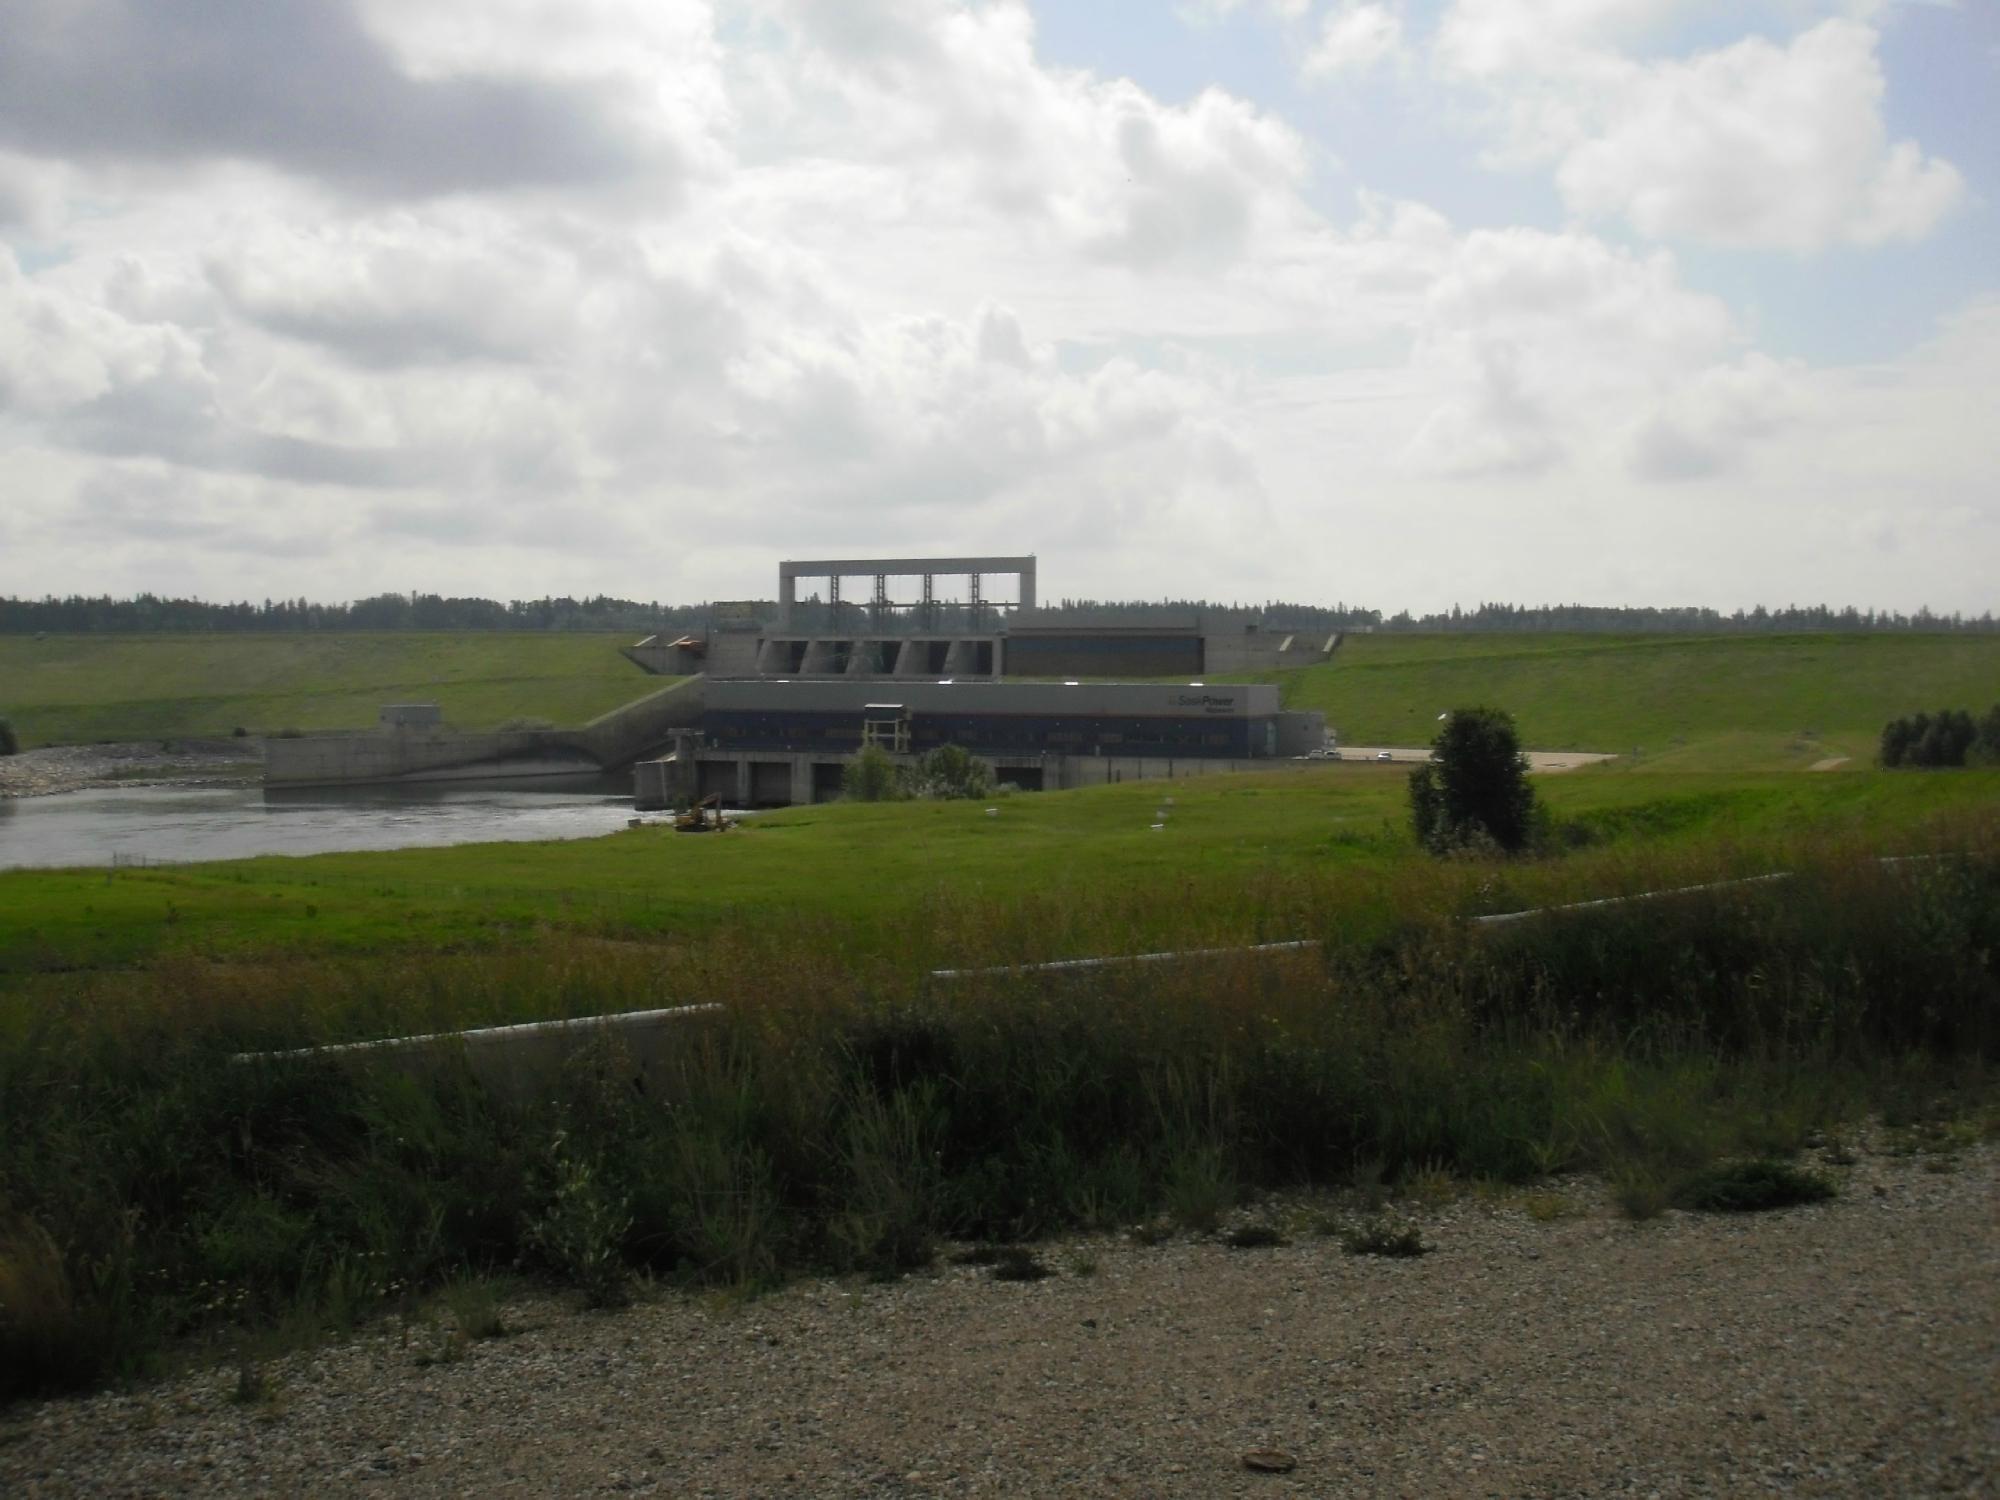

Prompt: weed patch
[1341,1220,1428,1257]
[988,1247,1052,1282]
[1676,1160,1837,1213]
[1223,1223,1287,1249]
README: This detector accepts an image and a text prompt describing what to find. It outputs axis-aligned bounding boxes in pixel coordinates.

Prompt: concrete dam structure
[263,552,1336,796]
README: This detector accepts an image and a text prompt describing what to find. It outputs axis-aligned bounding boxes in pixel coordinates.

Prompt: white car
[1375,750,1394,762]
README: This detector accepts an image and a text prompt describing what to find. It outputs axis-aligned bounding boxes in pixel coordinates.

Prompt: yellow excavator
[674,793,730,834]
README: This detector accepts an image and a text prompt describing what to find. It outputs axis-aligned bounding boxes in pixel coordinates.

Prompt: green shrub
[524,1131,633,1308]
[441,1276,512,1341]
[1409,707,1539,853]
[841,743,904,802]
[988,1245,1051,1282]
[1676,1159,1836,1212]
[906,744,994,801]
[1341,1219,1427,1257]
[1224,1222,1286,1249]
[0,716,17,756]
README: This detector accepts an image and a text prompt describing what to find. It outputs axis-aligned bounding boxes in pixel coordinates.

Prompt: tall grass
[1,827,1995,1398]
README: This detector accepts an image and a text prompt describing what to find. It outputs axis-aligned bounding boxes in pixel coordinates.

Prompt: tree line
[0,593,716,635]
[1,591,1993,635]
[1880,707,2000,768]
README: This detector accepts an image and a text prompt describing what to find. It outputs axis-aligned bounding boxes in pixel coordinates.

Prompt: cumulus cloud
[1405,228,1746,477]
[1435,7,1963,251]
[0,0,1991,612]
[766,0,1312,271]
[1556,22,1963,250]
[0,0,700,200]
[1304,4,1406,79]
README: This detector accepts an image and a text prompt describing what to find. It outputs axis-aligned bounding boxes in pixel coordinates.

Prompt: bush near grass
[904,743,994,801]
[0,836,1995,1397]
[0,716,16,756]
[841,743,904,802]
[1675,1159,1837,1213]
[1409,707,1540,854]
[1341,1219,1427,1257]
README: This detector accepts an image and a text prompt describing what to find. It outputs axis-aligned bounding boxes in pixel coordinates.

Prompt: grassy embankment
[0,633,653,747]
[1,631,1998,1396]
[2,760,1997,1396]
[1259,632,2000,771]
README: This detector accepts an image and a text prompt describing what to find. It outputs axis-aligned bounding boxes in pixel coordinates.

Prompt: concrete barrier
[233,1004,726,1107]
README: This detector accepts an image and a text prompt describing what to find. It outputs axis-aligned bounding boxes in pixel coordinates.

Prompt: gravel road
[2,1138,1993,1498]
[0,740,263,799]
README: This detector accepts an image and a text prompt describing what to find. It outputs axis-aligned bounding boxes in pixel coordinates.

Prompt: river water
[0,774,641,871]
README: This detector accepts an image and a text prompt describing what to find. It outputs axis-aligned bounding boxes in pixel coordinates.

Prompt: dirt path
[4,1139,1993,1498]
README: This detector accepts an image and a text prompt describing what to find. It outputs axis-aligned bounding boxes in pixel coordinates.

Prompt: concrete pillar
[791,756,813,806]
[1019,557,1036,613]
[737,759,753,807]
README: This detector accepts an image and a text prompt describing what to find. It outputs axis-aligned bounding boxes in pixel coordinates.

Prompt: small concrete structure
[378,702,442,730]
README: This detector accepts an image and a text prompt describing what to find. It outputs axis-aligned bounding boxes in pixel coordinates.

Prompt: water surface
[0,774,639,871]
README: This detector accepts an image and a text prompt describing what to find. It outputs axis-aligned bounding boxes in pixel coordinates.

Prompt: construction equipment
[674,793,730,834]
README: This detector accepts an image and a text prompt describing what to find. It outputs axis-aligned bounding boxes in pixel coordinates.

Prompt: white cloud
[1556,21,1963,250]
[1179,0,1312,25]
[1436,8,1963,251]
[0,0,1992,614]
[0,0,703,202]
[1304,4,1406,79]
[1405,228,1746,477]
[1627,353,1799,480]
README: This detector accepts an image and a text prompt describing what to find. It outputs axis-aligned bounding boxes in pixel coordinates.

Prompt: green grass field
[0,633,654,747]
[4,760,1994,983]
[5,629,1994,769]
[4,638,1998,1397]
[1259,632,2000,770]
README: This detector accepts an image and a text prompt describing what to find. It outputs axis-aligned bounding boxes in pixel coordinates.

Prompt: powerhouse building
[703,678,1320,761]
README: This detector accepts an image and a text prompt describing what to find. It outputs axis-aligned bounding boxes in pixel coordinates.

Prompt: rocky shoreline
[0,740,265,800]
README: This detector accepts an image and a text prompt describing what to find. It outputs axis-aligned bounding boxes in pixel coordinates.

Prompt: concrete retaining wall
[265,677,706,788]
[264,728,595,786]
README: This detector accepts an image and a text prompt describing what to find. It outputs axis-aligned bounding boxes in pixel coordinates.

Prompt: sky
[0,0,1994,615]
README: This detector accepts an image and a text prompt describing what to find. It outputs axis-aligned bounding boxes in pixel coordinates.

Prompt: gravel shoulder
[3,1139,1994,1499]
[0,740,263,799]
